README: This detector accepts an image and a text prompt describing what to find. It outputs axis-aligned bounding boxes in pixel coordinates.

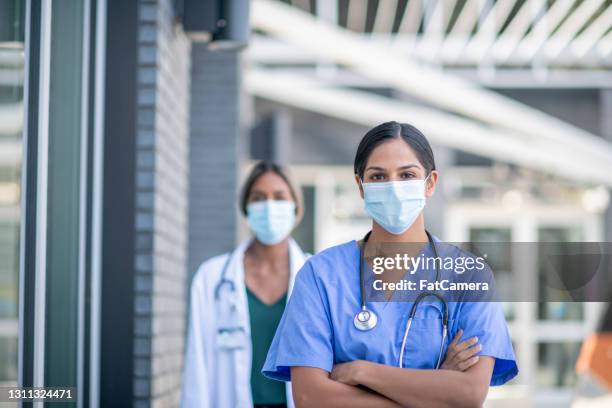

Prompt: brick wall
[134,1,191,407]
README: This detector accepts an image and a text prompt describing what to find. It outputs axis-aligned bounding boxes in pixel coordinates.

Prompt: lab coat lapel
[224,239,253,408]
[288,238,308,297]
[286,239,309,408]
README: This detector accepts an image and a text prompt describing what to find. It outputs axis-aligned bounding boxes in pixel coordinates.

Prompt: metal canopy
[247,0,612,186]
[259,0,612,69]
[246,69,612,186]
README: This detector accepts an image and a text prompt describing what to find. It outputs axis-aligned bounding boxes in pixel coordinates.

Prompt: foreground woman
[263,122,518,408]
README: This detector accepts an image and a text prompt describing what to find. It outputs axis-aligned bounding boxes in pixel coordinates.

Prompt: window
[469,227,514,320]
[0,0,26,389]
[537,226,584,321]
[537,342,581,387]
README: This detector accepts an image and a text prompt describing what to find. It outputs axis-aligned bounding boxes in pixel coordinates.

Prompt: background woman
[182,161,309,408]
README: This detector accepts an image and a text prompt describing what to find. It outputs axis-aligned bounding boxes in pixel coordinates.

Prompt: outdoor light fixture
[182,0,250,51]
[209,0,250,51]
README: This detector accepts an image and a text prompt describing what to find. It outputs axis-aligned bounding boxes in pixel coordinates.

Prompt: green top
[247,287,288,405]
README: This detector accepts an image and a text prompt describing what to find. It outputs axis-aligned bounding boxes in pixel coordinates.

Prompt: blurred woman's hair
[239,161,303,222]
[354,121,436,179]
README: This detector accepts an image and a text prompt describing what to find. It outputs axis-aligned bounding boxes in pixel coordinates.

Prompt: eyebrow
[365,164,421,172]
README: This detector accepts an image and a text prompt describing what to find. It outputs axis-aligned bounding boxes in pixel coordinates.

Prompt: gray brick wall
[188,45,244,275]
[134,1,191,407]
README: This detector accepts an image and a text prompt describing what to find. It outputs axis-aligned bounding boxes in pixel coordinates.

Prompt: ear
[425,170,439,198]
[355,174,364,199]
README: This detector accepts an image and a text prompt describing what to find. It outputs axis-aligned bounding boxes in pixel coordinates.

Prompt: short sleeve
[262,261,334,382]
[457,301,519,386]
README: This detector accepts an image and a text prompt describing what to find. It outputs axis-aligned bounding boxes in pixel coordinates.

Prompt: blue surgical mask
[362,179,427,235]
[247,200,296,245]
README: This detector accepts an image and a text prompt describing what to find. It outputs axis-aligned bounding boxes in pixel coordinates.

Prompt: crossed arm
[290,332,494,408]
[291,367,402,408]
[291,357,493,408]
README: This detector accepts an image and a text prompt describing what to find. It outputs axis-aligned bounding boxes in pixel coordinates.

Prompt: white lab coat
[181,238,308,408]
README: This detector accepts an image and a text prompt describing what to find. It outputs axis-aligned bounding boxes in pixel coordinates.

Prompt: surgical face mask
[362,179,427,235]
[247,200,296,245]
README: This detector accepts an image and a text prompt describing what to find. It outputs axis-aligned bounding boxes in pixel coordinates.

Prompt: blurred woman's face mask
[247,200,296,245]
[362,178,428,235]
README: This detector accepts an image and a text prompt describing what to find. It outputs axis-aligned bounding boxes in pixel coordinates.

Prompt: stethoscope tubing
[214,251,235,301]
[358,230,449,368]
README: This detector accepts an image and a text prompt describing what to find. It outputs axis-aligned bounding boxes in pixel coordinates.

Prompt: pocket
[400,315,454,369]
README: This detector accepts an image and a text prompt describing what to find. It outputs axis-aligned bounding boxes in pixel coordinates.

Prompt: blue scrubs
[262,239,518,386]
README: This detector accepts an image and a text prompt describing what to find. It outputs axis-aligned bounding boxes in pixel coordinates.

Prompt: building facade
[2,0,245,407]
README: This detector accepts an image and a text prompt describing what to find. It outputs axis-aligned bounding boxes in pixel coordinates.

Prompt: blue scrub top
[262,239,518,386]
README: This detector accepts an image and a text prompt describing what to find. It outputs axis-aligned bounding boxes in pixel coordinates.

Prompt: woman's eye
[274,193,290,201]
[400,173,416,179]
[370,174,385,181]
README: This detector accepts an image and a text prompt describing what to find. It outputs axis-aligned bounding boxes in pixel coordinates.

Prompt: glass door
[14,1,95,406]
[446,203,603,405]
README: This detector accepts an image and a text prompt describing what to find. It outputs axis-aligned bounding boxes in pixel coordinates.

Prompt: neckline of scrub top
[246,286,288,307]
[352,239,438,309]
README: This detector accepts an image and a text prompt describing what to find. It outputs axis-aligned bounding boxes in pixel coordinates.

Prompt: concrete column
[188,45,244,275]
[250,110,292,165]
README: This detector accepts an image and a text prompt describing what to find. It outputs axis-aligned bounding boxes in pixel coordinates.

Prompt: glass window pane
[537,226,584,321]
[469,227,514,320]
[537,342,581,387]
[0,0,26,391]
[469,228,512,271]
[44,0,85,389]
[0,337,17,383]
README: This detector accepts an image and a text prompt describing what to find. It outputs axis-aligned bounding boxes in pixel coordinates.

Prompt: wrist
[353,360,372,385]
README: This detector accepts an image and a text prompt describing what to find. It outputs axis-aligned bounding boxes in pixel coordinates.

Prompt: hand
[439,329,481,371]
[330,360,366,386]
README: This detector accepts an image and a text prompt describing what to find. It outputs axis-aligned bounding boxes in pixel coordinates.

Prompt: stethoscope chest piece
[354,307,378,331]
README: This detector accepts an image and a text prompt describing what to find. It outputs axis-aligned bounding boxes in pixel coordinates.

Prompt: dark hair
[353,121,436,179]
[239,161,302,218]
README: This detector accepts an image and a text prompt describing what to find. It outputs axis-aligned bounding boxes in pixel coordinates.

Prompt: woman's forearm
[353,358,493,408]
[291,367,402,408]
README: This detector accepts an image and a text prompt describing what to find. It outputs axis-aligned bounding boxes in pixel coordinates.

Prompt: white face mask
[362,179,427,235]
[246,200,296,245]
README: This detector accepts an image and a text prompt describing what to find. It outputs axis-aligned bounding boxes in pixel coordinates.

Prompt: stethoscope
[354,230,449,369]
[213,252,247,350]
[214,253,236,300]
